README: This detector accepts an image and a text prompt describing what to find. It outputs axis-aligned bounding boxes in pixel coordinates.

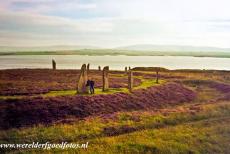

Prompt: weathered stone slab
[156,69,159,84]
[77,64,88,93]
[128,70,133,92]
[125,67,128,73]
[87,63,90,73]
[102,66,109,91]
[52,59,56,70]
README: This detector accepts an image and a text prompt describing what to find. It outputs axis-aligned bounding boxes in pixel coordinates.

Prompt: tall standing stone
[125,67,128,73]
[156,69,159,84]
[77,64,88,93]
[98,66,101,71]
[52,59,56,70]
[87,63,90,73]
[128,70,133,92]
[102,66,109,91]
[129,66,131,70]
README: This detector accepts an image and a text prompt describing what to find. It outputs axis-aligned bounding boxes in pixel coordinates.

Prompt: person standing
[90,80,95,94]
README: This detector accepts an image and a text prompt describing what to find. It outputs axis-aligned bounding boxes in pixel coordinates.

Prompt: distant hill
[1,44,230,52]
[0,45,101,52]
[115,44,230,52]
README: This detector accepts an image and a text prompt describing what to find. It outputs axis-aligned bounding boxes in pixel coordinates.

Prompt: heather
[0,68,230,153]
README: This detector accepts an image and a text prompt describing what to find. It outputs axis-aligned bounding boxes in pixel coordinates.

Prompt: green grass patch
[134,79,164,90]
[1,102,229,153]
[43,88,129,97]
[0,95,24,100]
[0,78,165,99]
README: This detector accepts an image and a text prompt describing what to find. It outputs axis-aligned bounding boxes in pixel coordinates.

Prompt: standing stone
[52,59,56,70]
[156,69,159,84]
[98,66,101,71]
[125,67,128,73]
[128,70,133,92]
[102,66,109,91]
[77,64,88,93]
[87,63,90,73]
[129,66,131,70]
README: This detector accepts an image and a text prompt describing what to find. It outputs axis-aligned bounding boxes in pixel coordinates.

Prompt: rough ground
[0,69,141,95]
[0,82,195,129]
[0,68,230,154]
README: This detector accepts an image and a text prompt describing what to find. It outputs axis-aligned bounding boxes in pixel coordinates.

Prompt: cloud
[0,0,230,47]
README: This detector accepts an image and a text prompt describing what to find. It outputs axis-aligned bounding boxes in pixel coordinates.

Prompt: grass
[0,95,24,100]
[34,78,164,97]
[0,78,165,99]
[134,79,164,90]
[99,117,229,154]
[1,70,229,153]
[1,101,229,153]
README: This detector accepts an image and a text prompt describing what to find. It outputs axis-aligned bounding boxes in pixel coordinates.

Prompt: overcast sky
[0,0,230,48]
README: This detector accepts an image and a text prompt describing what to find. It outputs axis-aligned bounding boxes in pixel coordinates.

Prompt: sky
[0,0,230,48]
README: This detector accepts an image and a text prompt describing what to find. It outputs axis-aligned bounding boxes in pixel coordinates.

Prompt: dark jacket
[90,80,95,87]
[86,80,91,86]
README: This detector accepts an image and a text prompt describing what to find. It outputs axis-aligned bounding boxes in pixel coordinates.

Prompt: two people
[86,79,95,94]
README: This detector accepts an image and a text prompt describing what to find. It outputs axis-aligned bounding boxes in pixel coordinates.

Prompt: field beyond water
[1,49,230,58]
[0,68,230,153]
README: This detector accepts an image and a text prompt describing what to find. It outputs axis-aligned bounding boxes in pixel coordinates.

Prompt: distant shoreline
[0,49,230,58]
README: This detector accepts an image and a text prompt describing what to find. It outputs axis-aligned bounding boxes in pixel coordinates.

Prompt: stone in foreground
[102,66,109,91]
[77,64,88,93]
